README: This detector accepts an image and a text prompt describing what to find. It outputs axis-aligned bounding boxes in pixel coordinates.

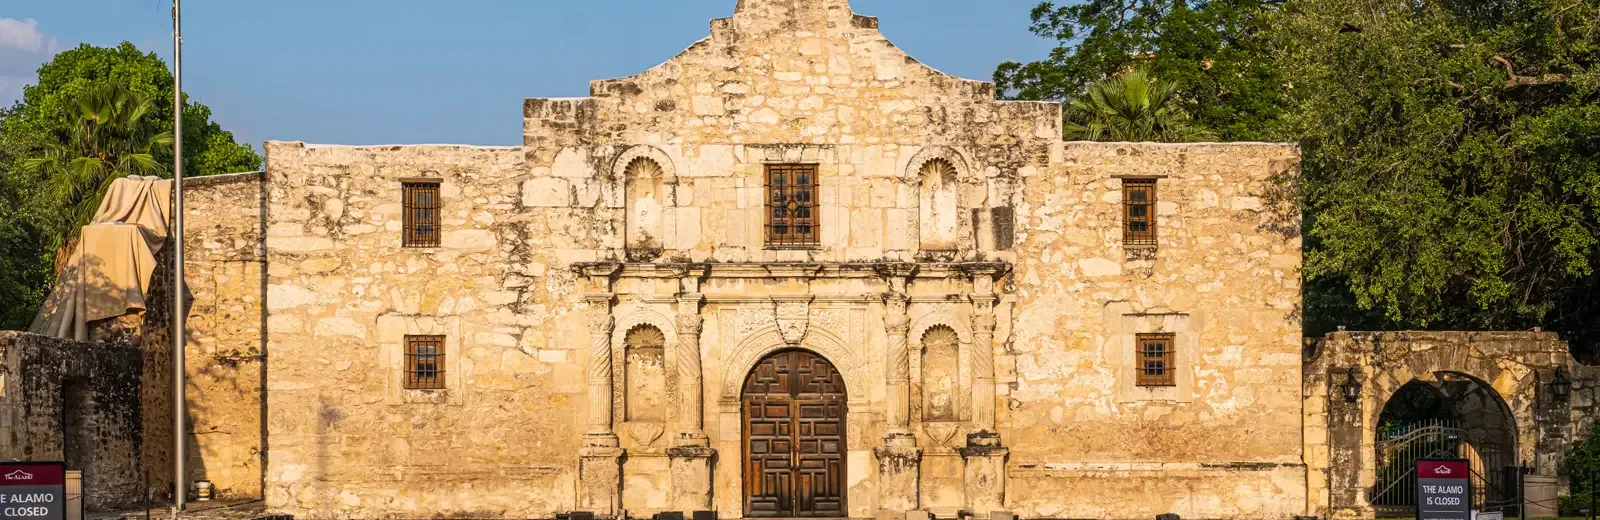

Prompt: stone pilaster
[958,443,1008,515]
[883,284,914,446]
[970,275,999,434]
[878,269,920,515]
[675,276,708,445]
[669,273,715,511]
[667,446,715,511]
[578,265,621,514]
[584,292,619,447]
[874,445,923,515]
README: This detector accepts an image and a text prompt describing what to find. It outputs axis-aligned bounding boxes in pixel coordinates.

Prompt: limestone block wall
[520,0,1059,265]
[0,331,145,509]
[179,172,269,499]
[260,142,590,518]
[1006,142,1306,519]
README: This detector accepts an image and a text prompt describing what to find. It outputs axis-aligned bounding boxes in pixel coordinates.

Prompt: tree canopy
[994,0,1288,141]
[996,0,1600,359]
[0,42,263,330]
[6,42,261,177]
[1063,69,1215,142]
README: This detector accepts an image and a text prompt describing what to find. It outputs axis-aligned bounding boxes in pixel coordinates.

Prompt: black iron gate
[1371,419,1520,517]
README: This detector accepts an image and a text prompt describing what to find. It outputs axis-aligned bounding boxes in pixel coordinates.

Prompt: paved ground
[88,500,273,520]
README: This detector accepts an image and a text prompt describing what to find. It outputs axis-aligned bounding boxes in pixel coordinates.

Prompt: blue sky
[0,0,1057,149]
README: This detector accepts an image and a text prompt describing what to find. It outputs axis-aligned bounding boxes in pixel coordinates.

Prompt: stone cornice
[572,261,1010,281]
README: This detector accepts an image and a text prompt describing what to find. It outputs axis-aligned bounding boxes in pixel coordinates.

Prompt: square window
[403,181,442,248]
[404,335,446,390]
[1135,333,1175,387]
[1123,179,1157,246]
[765,164,820,248]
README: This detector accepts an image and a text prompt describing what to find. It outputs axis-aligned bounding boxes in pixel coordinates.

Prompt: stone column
[884,288,913,443]
[578,265,622,514]
[669,274,715,511]
[970,276,999,435]
[1327,367,1371,519]
[962,273,1006,514]
[876,270,921,515]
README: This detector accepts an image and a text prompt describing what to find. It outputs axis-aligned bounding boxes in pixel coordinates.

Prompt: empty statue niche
[918,158,961,252]
[624,324,668,423]
[624,157,667,261]
[920,325,960,422]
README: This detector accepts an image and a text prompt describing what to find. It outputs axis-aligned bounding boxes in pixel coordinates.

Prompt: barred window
[402,181,441,248]
[404,335,446,390]
[765,164,820,248]
[1136,333,1176,387]
[1123,179,1157,246]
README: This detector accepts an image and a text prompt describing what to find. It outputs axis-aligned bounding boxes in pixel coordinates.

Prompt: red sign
[1417,459,1469,479]
[0,464,64,487]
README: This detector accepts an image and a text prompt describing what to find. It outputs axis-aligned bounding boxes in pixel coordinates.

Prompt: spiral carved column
[876,272,922,515]
[576,265,622,515]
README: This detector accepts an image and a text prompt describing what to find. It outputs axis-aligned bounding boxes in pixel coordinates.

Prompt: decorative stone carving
[884,288,913,444]
[676,289,708,445]
[627,422,665,447]
[585,293,618,446]
[772,297,812,347]
[923,421,960,446]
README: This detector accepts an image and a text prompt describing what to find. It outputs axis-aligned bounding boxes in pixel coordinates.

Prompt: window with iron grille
[765,164,820,248]
[1136,333,1176,387]
[1123,179,1157,246]
[404,335,446,390]
[402,181,441,247]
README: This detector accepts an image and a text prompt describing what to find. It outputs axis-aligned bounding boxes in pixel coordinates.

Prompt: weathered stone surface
[154,1,1338,519]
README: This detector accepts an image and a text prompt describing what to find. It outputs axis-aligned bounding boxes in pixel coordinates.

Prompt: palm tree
[1063,69,1215,142]
[21,84,172,248]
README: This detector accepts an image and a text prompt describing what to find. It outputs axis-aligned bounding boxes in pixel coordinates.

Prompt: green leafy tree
[0,107,58,330]
[993,0,1288,140]
[21,84,173,245]
[5,42,260,176]
[1282,0,1600,354]
[1563,423,1600,513]
[0,42,262,330]
[1064,69,1215,141]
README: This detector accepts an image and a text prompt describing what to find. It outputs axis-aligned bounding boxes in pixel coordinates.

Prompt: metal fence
[1371,419,1520,517]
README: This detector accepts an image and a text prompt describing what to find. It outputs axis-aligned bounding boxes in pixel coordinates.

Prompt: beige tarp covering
[30,176,173,341]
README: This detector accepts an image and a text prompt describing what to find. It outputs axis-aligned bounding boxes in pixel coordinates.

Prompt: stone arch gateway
[1304,331,1600,518]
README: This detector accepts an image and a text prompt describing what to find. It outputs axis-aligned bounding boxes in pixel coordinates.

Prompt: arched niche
[905,147,976,252]
[614,146,677,258]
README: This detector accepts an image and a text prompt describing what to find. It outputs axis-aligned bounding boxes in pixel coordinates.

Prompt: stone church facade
[172,0,1307,518]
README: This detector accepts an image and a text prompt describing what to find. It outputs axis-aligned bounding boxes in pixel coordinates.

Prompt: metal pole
[171,0,186,514]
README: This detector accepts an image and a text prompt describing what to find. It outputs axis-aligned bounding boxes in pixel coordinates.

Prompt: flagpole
[171,0,187,514]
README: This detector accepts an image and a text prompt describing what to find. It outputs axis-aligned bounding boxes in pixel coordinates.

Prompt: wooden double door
[742,350,848,518]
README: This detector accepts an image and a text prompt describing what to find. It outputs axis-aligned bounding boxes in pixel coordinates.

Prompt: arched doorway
[742,349,847,518]
[1370,375,1519,517]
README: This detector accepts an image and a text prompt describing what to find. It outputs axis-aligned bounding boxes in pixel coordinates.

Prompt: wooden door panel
[743,351,848,518]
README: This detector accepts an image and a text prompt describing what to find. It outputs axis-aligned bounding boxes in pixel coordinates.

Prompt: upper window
[404,335,446,390]
[765,164,820,248]
[1123,179,1157,246]
[1135,333,1176,387]
[402,180,442,248]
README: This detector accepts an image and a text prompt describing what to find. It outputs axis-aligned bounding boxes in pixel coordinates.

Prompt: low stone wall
[0,331,146,510]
